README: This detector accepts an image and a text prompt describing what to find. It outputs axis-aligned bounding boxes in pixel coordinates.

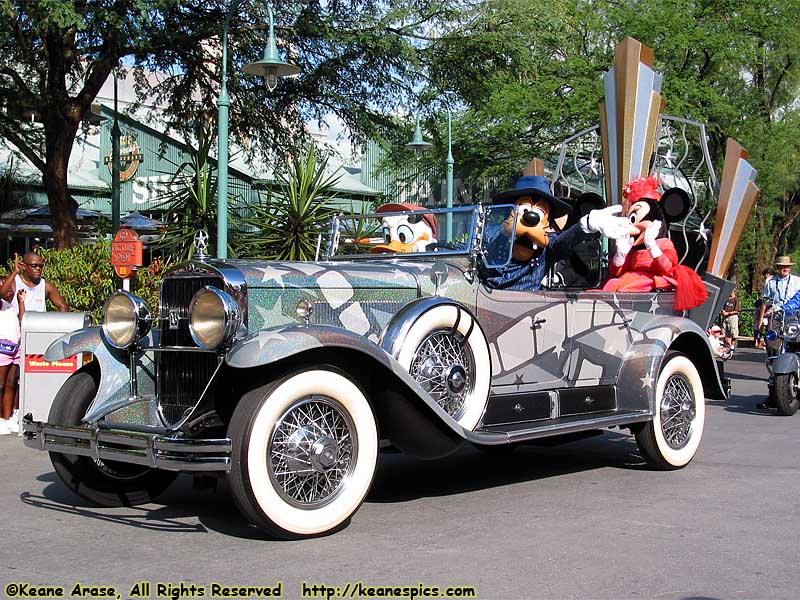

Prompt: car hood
[227,259,422,291]
[215,259,425,335]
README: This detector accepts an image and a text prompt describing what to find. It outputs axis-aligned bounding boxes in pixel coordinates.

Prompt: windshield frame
[324,205,481,260]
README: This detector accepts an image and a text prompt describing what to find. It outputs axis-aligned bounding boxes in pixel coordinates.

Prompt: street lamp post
[111,67,121,234]
[216,1,301,259]
[405,107,454,240]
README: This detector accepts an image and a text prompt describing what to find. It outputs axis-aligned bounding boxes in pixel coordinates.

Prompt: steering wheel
[425,242,458,252]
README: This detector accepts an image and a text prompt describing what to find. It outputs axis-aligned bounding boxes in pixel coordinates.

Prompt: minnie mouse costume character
[601,176,707,311]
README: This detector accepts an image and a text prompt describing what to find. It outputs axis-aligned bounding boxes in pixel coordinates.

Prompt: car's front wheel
[396,304,490,431]
[774,372,800,415]
[635,353,705,470]
[228,368,378,539]
[49,365,178,506]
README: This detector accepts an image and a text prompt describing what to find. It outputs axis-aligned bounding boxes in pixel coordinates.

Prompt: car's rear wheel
[49,366,178,506]
[774,372,800,415]
[228,368,378,539]
[635,353,705,470]
[396,304,490,431]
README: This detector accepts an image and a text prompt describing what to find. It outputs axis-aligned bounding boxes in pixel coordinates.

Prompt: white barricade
[17,311,90,433]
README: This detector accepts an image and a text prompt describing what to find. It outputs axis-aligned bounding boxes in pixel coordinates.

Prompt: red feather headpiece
[622,176,662,208]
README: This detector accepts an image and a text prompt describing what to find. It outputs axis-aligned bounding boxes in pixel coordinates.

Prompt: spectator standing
[0,252,68,313]
[721,287,739,351]
[0,252,67,432]
[0,285,25,435]
[754,268,774,349]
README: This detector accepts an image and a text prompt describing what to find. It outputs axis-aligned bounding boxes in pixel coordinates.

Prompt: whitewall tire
[228,368,378,538]
[396,304,490,431]
[635,353,705,470]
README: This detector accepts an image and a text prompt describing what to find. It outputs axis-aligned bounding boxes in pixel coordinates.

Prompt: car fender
[771,351,800,375]
[225,324,482,456]
[617,315,726,414]
[44,327,160,423]
[379,296,480,356]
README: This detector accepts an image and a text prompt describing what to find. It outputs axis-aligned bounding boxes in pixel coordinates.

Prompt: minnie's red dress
[601,238,707,311]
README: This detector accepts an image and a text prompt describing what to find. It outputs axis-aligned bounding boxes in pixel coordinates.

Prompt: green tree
[0,0,466,249]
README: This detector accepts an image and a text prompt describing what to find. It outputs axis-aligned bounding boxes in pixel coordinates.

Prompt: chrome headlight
[785,320,800,341]
[102,291,152,349]
[189,287,241,350]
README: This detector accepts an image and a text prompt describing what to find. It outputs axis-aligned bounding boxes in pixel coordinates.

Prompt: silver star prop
[193,230,209,256]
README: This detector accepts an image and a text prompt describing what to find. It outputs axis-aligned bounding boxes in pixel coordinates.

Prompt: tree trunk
[44,118,79,249]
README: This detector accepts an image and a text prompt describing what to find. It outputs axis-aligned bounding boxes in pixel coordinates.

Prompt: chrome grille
[311,300,407,329]
[158,273,223,425]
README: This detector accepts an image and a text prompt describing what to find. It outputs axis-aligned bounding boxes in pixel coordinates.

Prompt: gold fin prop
[599,37,664,205]
[707,138,759,278]
[523,158,545,177]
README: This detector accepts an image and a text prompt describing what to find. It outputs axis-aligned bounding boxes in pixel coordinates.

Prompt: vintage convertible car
[22,204,725,538]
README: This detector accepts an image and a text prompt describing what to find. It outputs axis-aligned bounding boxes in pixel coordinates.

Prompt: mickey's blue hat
[492,175,572,219]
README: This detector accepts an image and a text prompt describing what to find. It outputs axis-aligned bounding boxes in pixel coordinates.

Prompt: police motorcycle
[764,303,800,415]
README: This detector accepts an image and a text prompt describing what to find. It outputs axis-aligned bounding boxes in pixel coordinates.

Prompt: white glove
[581,205,637,240]
[612,234,633,266]
[644,220,662,258]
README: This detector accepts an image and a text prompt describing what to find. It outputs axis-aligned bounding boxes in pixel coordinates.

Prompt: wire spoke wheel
[228,368,378,538]
[409,329,475,420]
[635,353,705,470]
[268,397,356,509]
[659,374,695,449]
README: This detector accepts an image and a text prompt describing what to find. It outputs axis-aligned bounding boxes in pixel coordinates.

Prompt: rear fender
[618,316,725,415]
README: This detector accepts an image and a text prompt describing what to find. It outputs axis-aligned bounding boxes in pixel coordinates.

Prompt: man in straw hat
[757,255,800,409]
[759,256,800,334]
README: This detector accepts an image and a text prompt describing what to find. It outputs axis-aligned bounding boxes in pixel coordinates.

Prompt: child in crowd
[707,325,732,360]
[0,282,25,435]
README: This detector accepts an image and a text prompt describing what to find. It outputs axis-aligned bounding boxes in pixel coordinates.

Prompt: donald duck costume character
[481,175,637,291]
[370,203,438,254]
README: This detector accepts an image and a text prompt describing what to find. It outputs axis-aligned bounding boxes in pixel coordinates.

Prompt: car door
[564,290,635,384]
[476,286,572,392]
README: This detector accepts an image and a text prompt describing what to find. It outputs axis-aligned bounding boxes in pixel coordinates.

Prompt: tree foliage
[0,0,463,248]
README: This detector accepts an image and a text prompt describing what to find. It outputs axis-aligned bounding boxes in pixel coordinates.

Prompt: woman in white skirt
[0,284,25,435]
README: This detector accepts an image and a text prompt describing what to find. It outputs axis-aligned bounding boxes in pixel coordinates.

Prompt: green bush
[9,242,164,323]
[737,288,759,339]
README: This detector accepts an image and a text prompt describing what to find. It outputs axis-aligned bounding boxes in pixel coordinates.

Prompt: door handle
[532,318,547,329]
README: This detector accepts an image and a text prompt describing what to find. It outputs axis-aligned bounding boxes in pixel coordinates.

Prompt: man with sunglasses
[0,252,68,313]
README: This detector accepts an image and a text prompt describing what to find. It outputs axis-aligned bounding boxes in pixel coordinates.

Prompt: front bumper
[22,415,231,472]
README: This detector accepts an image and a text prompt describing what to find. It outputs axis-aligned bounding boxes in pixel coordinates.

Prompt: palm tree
[236,144,340,261]
[155,127,241,261]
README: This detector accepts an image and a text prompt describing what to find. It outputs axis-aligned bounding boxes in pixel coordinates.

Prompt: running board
[464,410,652,446]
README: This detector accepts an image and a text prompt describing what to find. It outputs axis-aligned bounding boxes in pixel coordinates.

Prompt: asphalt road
[1,346,798,600]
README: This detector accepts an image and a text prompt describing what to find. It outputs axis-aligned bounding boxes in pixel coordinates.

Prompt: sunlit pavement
[1,346,797,600]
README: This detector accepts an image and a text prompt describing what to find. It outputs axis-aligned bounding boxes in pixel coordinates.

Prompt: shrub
[10,242,164,323]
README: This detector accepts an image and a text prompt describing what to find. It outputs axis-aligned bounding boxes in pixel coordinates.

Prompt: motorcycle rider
[760,270,800,410]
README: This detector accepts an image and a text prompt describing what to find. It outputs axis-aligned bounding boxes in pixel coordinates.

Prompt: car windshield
[326,206,478,259]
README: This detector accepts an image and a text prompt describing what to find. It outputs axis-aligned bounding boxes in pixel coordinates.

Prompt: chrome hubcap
[409,329,475,419]
[268,397,356,508]
[660,373,695,450]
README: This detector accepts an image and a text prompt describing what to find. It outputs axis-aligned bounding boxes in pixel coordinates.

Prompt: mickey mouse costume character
[600,176,707,311]
[370,203,438,254]
[481,175,637,291]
